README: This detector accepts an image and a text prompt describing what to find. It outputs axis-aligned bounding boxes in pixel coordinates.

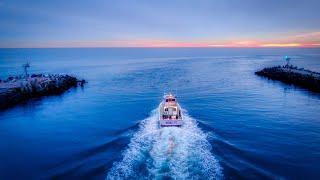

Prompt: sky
[0,0,320,48]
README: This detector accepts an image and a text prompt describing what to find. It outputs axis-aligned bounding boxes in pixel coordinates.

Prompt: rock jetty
[0,74,85,109]
[255,65,320,93]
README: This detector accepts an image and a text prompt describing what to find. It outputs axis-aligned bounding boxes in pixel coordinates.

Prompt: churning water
[107,107,222,179]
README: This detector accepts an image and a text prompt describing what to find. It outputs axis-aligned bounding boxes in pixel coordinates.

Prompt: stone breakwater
[0,74,85,109]
[255,66,320,93]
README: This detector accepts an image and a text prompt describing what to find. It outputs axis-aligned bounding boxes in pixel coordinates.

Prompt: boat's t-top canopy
[164,93,177,105]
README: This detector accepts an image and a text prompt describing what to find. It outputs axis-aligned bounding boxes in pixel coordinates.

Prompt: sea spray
[106,107,223,179]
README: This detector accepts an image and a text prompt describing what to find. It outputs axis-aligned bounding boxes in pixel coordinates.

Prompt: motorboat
[159,93,183,127]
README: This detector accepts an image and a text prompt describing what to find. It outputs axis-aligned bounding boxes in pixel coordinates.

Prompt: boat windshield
[165,98,175,102]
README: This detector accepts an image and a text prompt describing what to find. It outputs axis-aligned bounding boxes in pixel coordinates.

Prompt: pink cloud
[1,31,320,48]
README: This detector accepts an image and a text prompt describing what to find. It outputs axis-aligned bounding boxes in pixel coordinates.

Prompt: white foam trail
[107,107,223,179]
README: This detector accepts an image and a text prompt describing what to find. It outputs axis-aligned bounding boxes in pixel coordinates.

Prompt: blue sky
[0,0,320,47]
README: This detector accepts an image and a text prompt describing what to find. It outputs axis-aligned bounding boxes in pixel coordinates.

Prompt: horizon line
[1,42,319,49]
[1,46,320,49]
[1,36,320,48]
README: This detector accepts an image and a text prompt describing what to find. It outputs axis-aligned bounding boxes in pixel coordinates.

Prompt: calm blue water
[0,48,320,179]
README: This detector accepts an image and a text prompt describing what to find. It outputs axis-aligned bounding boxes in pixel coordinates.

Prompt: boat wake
[106,107,223,179]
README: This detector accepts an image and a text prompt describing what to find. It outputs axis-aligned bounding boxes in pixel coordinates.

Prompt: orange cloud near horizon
[1,31,320,48]
[2,40,320,48]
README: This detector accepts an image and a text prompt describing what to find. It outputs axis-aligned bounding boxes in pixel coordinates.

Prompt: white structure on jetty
[284,56,291,67]
[22,62,30,78]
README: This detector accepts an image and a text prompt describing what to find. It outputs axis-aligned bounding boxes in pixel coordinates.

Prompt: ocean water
[0,48,320,179]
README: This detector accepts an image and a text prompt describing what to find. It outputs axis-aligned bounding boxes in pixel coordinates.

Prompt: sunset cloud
[293,32,320,39]
[260,43,301,47]
[1,39,319,48]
